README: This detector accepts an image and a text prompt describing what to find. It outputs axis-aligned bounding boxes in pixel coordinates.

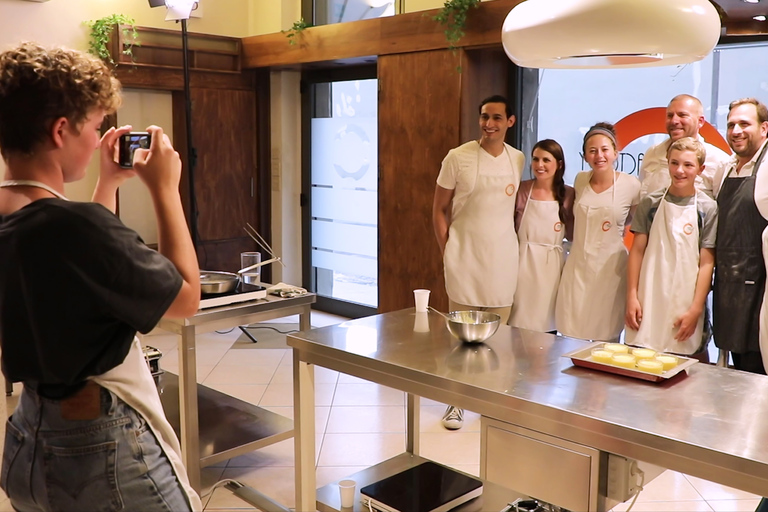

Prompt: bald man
[639,94,730,199]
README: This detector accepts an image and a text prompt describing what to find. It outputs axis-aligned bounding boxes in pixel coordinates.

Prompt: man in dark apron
[713,98,768,374]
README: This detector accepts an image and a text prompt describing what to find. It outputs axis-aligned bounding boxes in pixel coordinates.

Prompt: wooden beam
[241,0,524,69]
[114,65,256,91]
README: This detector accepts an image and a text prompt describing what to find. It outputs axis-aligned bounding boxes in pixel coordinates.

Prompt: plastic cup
[413,289,430,313]
[240,252,261,285]
[339,479,355,509]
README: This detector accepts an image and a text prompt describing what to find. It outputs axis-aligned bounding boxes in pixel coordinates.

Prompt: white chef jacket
[639,135,731,198]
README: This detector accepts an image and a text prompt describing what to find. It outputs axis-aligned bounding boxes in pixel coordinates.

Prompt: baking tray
[562,342,698,382]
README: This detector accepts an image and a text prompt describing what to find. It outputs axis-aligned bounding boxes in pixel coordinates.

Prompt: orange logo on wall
[683,223,694,235]
[554,222,563,232]
[613,107,731,251]
[602,221,612,232]
[505,183,516,196]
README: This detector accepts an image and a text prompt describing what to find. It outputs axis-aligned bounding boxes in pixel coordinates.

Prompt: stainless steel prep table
[157,291,315,491]
[288,308,768,511]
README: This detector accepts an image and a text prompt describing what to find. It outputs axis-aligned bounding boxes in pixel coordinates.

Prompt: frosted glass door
[310,79,378,308]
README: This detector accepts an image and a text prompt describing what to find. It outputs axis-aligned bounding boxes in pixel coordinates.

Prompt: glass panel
[310,79,378,307]
[524,57,715,185]
[715,44,768,130]
[314,0,395,26]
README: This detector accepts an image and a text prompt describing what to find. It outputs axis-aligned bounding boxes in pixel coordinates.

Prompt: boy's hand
[132,126,182,197]
[625,296,643,330]
[674,308,701,341]
[99,125,135,186]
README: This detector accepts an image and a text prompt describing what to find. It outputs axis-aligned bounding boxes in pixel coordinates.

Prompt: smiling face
[531,147,560,183]
[727,103,768,160]
[584,134,617,174]
[666,97,704,142]
[667,148,701,196]
[479,102,515,146]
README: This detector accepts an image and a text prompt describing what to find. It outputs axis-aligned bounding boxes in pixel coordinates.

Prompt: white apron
[555,173,627,341]
[0,180,202,511]
[444,144,519,307]
[624,192,703,354]
[509,197,564,332]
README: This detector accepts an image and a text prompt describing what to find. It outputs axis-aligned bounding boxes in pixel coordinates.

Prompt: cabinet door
[175,88,260,272]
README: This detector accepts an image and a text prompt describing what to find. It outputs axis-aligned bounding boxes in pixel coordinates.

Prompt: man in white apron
[0,43,202,511]
[432,95,524,430]
[639,94,730,199]
[709,98,768,375]
[625,138,717,358]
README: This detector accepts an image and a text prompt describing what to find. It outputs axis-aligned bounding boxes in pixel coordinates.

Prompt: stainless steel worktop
[288,308,768,501]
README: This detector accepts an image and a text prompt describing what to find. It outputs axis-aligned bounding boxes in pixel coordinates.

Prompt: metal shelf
[159,372,293,467]
[315,453,525,512]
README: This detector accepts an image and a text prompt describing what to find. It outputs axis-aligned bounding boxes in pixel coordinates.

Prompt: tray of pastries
[562,342,698,382]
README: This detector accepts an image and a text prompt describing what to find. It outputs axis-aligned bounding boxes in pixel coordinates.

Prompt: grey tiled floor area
[0,311,760,511]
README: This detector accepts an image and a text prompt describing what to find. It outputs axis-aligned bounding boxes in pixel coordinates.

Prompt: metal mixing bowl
[446,310,501,344]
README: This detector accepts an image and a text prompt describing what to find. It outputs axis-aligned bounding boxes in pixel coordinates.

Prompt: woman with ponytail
[509,139,575,332]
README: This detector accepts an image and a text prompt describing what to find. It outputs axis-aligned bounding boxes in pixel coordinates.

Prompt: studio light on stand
[501,0,721,69]
[148,0,200,249]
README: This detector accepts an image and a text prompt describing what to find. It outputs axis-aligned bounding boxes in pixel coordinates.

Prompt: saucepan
[200,271,240,294]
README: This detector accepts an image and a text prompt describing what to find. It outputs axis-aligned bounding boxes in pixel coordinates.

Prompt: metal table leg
[406,393,420,455]
[294,353,316,512]
[179,324,201,491]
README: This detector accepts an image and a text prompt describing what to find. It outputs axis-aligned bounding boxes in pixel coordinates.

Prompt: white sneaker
[441,406,464,430]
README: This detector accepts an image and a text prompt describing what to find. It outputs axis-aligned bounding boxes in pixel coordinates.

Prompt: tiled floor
[0,311,760,512]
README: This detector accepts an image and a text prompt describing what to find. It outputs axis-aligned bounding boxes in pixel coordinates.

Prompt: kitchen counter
[288,308,768,510]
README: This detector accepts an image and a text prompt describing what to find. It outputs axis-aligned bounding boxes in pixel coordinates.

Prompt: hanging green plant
[84,14,139,65]
[433,0,481,49]
[283,18,312,46]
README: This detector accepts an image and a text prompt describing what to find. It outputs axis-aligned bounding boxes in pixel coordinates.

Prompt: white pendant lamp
[501,0,721,69]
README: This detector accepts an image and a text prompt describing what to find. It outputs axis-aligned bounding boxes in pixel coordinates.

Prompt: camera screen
[118,132,151,168]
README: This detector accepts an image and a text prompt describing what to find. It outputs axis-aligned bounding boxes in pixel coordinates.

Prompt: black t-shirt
[0,199,182,389]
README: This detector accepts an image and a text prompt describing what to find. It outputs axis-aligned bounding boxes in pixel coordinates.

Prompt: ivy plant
[84,14,139,65]
[433,0,480,49]
[283,18,311,46]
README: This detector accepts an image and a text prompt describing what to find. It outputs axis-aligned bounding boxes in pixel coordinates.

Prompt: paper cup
[339,479,355,509]
[413,289,430,313]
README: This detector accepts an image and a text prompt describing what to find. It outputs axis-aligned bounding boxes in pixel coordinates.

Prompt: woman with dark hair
[556,122,641,341]
[509,139,575,332]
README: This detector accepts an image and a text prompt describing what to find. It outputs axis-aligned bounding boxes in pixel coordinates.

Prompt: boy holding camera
[0,42,201,510]
[625,137,717,358]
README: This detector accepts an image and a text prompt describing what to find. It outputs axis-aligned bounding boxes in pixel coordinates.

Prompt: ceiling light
[755,15,767,21]
[501,0,721,69]
[743,0,759,4]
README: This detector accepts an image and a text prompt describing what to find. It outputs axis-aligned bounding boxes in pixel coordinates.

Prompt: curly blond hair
[0,42,122,155]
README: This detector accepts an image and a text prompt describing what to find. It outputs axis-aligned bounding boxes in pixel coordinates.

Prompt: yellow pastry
[637,359,664,374]
[656,355,678,371]
[612,353,636,368]
[603,343,629,354]
[591,348,614,364]
[632,348,657,360]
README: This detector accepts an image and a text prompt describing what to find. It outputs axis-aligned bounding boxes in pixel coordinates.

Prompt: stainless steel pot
[200,271,240,294]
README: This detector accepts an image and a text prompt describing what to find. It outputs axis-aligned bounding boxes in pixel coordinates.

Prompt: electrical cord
[241,325,300,335]
[215,327,236,334]
[201,478,241,501]
[623,462,645,512]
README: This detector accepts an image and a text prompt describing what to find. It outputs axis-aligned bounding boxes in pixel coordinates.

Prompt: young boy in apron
[625,138,717,359]
[0,43,202,510]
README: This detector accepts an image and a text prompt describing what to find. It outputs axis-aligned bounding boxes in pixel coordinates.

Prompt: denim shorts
[1,384,192,512]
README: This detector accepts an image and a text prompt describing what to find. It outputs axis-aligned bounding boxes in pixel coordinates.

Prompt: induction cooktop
[200,283,267,309]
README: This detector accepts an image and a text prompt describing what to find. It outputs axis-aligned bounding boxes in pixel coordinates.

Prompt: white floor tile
[685,475,760,501]
[325,406,405,433]
[204,364,278,386]
[708,500,762,512]
[205,467,295,510]
[419,432,481,466]
[635,470,704,502]
[332,383,404,406]
[317,433,405,467]
[611,500,713,512]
